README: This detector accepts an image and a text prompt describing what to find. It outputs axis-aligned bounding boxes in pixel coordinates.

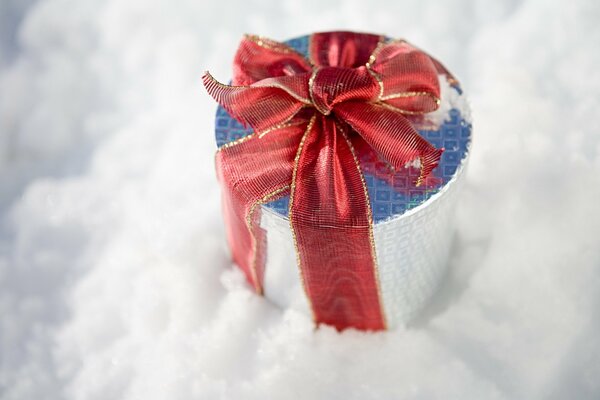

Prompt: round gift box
[213,33,472,329]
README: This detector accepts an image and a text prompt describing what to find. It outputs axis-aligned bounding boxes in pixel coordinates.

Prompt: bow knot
[309,66,380,115]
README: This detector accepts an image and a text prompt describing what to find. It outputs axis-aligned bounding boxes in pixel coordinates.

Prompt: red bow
[203,32,454,330]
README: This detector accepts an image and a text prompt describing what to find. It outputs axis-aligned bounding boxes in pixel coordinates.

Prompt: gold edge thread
[217,133,256,152]
[246,185,291,294]
[337,122,388,330]
[205,71,312,105]
[363,37,441,111]
[376,101,433,116]
[203,71,249,89]
[217,114,307,152]
[308,69,330,116]
[245,33,316,70]
[288,115,319,324]
[366,67,384,101]
[365,35,387,68]
[380,91,441,103]
[365,36,386,100]
[245,34,297,56]
[415,158,424,187]
[254,80,313,104]
[256,118,304,139]
[415,173,424,187]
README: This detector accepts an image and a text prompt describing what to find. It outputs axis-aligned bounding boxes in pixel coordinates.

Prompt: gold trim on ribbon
[256,118,306,138]
[288,115,318,322]
[217,113,309,151]
[365,36,386,100]
[203,71,253,89]
[254,80,312,104]
[203,71,313,105]
[415,162,429,187]
[366,37,407,68]
[246,185,291,294]
[217,133,256,152]
[366,67,384,100]
[308,69,332,116]
[336,122,388,329]
[415,175,424,187]
[376,100,438,116]
[307,35,318,69]
[364,38,441,112]
[244,34,306,58]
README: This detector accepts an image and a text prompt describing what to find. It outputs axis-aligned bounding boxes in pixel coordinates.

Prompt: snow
[1,0,599,399]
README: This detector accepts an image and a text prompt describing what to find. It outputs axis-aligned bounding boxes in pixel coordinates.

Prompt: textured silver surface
[374,160,467,327]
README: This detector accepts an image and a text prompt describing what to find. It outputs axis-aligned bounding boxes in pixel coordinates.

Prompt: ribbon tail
[216,122,308,293]
[203,72,307,133]
[335,101,443,185]
[290,115,386,331]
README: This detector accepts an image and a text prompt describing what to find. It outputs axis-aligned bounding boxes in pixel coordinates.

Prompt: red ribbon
[204,31,453,330]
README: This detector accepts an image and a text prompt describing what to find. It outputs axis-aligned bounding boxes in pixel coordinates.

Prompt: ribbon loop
[234,34,313,85]
[334,101,443,185]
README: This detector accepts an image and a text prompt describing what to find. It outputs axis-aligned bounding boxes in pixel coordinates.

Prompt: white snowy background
[1,0,599,398]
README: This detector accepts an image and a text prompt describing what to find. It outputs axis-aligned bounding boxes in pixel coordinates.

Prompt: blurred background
[1,0,599,399]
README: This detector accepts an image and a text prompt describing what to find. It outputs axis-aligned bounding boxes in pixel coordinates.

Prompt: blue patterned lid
[214,35,471,223]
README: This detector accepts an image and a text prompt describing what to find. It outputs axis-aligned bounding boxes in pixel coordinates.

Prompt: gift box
[204,31,471,331]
